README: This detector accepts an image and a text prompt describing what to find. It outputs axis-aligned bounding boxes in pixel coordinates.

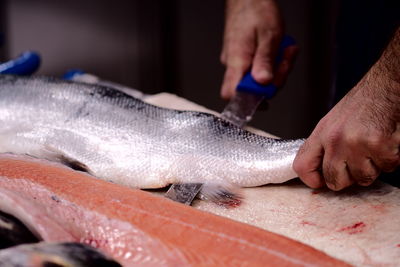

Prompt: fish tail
[199,183,243,208]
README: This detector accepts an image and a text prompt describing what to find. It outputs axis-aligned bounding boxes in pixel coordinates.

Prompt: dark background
[0,0,397,139]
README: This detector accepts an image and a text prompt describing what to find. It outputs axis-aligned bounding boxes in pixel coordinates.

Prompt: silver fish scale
[0,75,304,188]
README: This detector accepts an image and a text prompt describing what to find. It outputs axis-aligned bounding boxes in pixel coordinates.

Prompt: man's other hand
[220,0,297,99]
[293,27,400,190]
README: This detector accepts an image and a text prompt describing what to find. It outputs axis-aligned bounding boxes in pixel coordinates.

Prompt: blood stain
[301,220,316,226]
[338,222,366,235]
[371,203,386,213]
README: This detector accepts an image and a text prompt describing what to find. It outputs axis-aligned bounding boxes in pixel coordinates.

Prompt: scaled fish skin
[0,210,39,249]
[0,75,304,189]
[0,242,122,267]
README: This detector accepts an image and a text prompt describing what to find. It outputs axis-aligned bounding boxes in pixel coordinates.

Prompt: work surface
[146,93,400,267]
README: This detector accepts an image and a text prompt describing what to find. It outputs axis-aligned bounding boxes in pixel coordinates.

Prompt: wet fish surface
[0,154,349,266]
[0,242,122,267]
[0,211,39,249]
[0,75,303,189]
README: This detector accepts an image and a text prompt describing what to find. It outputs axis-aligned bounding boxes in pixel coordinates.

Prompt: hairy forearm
[360,27,400,124]
[375,27,400,85]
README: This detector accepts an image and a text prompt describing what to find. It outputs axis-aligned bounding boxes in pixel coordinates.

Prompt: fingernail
[255,70,273,83]
[327,183,339,191]
[221,88,233,100]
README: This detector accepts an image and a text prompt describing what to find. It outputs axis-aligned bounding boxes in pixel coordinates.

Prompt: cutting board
[145,92,400,267]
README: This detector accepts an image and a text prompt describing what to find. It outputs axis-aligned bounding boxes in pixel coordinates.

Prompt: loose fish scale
[0,75,304,188]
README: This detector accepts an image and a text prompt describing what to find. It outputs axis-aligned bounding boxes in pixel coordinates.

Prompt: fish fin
[0,211,40,249]
[199,183,242,208]
[41,145,90,173]
[58,155,90,172]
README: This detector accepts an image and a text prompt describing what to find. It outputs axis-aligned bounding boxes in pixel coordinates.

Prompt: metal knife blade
[221,35,296,127]
[165,183,203,205]
[221,90,265,128]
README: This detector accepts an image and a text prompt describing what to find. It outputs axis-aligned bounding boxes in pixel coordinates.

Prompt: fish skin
[0,242,122,267]
[0,211,39,249]
[0,154,350,266]
[0,75,304,189]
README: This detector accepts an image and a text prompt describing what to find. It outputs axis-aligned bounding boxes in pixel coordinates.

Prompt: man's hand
[220,0,297,99]
[293,28,400,190]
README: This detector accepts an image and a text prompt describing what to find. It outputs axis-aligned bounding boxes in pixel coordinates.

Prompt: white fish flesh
[0,75,304,189]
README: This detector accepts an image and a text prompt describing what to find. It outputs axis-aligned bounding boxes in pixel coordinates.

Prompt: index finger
[293,138,325,188]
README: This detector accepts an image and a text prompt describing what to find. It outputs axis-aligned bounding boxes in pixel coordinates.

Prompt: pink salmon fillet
[0,154,350,266]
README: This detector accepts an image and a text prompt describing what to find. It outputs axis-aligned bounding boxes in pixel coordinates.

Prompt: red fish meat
[0,154,350,266]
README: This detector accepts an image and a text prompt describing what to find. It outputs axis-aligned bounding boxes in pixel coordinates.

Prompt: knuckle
[226,55,252,70]
[323,161,352,191]
[322,163,337,188]
[226,46,253,64]
[367,134,385,150]
[316,117,328,129]
[344,131,361,147]
[259,26,281,38]
[254,54,274,66]
[325,131,342,149]
[352,168,379,186]
[224,66,243,80]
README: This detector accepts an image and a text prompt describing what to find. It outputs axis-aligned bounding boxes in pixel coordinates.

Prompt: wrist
[358,65,400,124]
[365,63,400,99]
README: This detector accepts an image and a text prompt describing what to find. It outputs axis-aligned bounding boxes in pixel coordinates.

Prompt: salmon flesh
[0,154,349,266]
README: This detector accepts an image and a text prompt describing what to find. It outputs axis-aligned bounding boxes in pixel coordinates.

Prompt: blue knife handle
[63,69,86,80]
[236,35,296,99]
[0,51,41,75]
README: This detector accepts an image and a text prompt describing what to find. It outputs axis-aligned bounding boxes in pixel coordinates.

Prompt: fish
[0,75,304,195]
[0,242,122,266]
[0,154,349,266]
[0,210,39,249]
[0,211,119,266]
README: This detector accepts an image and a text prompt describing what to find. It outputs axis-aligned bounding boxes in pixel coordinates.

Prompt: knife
[221,35,296,127]
[165,183,203,205]
[165,35,296,205]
